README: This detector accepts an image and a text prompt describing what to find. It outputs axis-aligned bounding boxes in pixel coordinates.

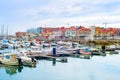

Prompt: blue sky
[0,0,120,35]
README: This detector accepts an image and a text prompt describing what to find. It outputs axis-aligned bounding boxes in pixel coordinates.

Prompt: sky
[0,0,120,35]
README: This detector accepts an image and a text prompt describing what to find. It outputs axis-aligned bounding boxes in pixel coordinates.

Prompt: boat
[43,41,50,47]
[30,46,42,54]
[51,42,57,46]
[0,54,19,66]
[79,49,91,55]
[57,45,80,54]
[17,50,37,67]
[20,56,36,67]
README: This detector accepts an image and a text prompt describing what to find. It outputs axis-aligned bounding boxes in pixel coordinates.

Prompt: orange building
[16,32,27,37]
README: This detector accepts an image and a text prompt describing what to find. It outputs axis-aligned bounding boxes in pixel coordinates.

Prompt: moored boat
[20,56,36,67]
[0,54,19,66]
[79,49,91,55]
[17,50,37,67]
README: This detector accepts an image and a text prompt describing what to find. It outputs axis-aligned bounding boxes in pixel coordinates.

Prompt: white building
[89,26,95,40]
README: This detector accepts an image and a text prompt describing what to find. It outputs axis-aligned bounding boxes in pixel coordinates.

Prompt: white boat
[51,42,57,46]
[20,56,36,67]
[57,45,80,54]
[17,50,37,67]
[30,46,42,54]
[57,41,64,45]
[43,42,50,47]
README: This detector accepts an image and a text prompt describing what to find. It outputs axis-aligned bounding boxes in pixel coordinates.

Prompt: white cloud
[17,0,120,18]
[1,0,120,34]
[35,15,120,28]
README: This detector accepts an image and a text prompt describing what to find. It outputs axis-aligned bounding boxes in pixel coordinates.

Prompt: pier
[27,53,68,62]
[91,47,120,52]
[91,47,119,56]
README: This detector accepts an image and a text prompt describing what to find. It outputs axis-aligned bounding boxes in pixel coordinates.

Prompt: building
[27,28,38,34]
[76,26,91,40]
[65,26,76,39]
[37,27,43,33]
[16,32,28,40]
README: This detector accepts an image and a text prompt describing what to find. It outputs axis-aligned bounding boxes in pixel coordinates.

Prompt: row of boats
[0,39,119,67]
[0,52,36,67]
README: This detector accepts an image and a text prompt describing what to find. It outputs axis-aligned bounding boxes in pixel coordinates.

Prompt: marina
[0,40,120,65]
[0,28,120,80]
[0,40,120,80]
[0,50,120,80]
[1,0,120,80]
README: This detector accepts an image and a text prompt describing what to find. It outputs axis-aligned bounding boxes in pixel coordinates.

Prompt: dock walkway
[27,53,67,62]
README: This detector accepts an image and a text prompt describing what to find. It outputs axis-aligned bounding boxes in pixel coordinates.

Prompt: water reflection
[0,65,23,75]
[35,57,68,66]
[0,64,36,75]
[52,58,56,66]
[69,54,91,59]
[0,51,120,80]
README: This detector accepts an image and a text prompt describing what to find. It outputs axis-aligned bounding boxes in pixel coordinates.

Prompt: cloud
[16,0,120,18]
[35,15,120,27]
[0,0,120,34]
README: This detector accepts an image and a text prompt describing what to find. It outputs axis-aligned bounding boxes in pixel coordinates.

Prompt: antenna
[0,25,1,36]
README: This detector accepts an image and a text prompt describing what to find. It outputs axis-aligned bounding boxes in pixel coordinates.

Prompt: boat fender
[85,48,90,52]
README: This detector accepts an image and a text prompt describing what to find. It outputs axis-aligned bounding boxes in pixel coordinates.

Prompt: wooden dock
[68,54,91,59]
[50,52,91,59]
[91,48,119,56]
[27,53,67,62]
[8,47,120,64]
[91,48,120,52]
[106,48,120,51]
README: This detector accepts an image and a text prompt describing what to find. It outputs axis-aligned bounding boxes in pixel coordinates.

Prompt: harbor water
[0,50,120,80]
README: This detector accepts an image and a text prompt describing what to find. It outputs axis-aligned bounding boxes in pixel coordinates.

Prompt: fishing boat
[0,54,19,66]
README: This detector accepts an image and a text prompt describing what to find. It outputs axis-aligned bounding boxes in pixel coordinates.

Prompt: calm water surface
[0,51,120,80]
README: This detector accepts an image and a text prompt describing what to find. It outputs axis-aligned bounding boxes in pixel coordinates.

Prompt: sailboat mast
[6,25,8,39]
[1,24,4,37]
[0,25,1,36]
